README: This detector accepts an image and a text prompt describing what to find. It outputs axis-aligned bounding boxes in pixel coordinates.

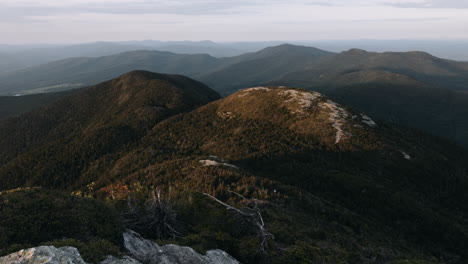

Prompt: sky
[1,0,468,44]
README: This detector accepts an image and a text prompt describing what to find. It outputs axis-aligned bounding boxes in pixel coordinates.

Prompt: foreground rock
[123,230,239,264]
[0,230,239,264]
[0,246,87,264]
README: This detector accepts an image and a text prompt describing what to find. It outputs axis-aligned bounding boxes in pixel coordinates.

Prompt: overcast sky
[1,0,468,44]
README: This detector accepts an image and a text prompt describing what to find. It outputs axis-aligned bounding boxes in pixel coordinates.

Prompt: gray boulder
[0,230,240,264]
[123,230,239,264]
[0,246,86,264]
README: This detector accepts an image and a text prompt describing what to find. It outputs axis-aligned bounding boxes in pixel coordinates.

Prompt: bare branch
[229,191,248,200]
[203,193,255,217]
[203,192,274,257]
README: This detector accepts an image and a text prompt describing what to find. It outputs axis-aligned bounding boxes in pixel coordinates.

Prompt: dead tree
[123,189,182,239]
[203,191,274,256]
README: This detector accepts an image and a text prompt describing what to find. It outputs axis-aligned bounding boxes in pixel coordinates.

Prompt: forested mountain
[2,44,467,97]
[273,48,468,92]
[0,42,154,73]
[152,44,245,57]
[0,44,332,96]
[0,71,220,187]
[0,41,269,75]
[0,90,79,120]
[199,44,334,93]
[1,72,467,263]
[315,80,468,146]
[2,44,468,148]
[0,50,227,95]
[266,50,468,147]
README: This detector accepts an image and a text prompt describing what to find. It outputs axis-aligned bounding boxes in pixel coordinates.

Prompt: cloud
[384,0,468,8]
[1,0,468,43]
[0,0,259,23]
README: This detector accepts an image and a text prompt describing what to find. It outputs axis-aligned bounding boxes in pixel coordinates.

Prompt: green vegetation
[0,188,123,261]
[0,73,467,263]
[318,82,468,147]
[2,44,468,148]
[0,90,77,120]
[0,71,220,189]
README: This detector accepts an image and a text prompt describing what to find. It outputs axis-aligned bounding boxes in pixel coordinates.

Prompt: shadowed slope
[0,78,467,263]
[0,51,223,95]
[0,71,220,189]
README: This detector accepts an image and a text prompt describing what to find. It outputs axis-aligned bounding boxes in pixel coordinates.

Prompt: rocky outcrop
[0,246,87,264]
[123,230,239,264]
[0,230,239,264]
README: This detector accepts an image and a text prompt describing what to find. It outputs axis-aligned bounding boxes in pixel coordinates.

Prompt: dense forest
[1,72,467,264]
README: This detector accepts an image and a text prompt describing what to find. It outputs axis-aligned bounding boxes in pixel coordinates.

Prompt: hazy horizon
[2,0,468,44]
[3,38,468,46]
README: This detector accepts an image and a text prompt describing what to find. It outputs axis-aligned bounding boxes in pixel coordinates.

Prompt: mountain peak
[217,86,378,145]
[115,70,194,86]
[106,70,220,106]
[344,48,369,54]
[341,48,438,61]
[119,69,166,79]
[0,71,221,189]
[260,44,332,56]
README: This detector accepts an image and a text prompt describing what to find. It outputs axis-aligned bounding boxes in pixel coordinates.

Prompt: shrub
[123,190,181,240]
[0,188,123,256]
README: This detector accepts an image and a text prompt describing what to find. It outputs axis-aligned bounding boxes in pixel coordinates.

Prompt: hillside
[0,50,224,95]
[0,44,333,95]
[0,71,220,187]
[2,45,467,96]
[199,44,334,94]
[0,42,154,73]
[271,68,468,147]
[318,80,468,147]
[155,44,245,57]
[0,90,79,120]
[2,45,468,148]
[1,76,467,263]
[276,49,468,92]
[205,48,468,147]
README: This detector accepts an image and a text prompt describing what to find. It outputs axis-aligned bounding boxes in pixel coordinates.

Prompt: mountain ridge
[1,72,468,263]
[0,71,220,188]
[0,50,224,95]
[0,44,335,95]
[2,44,468,149]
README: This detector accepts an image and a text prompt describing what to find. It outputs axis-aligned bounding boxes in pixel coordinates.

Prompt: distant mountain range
[0,42,151,73]
[272,48,468,91]
[266,48,468,146]
[298,39,468,61]
[2,44,467,96]
[1,39,467,74]
[0,50,227,95]
[0,44,336,95]
[0,41,271,74]
[1,44,467,148]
